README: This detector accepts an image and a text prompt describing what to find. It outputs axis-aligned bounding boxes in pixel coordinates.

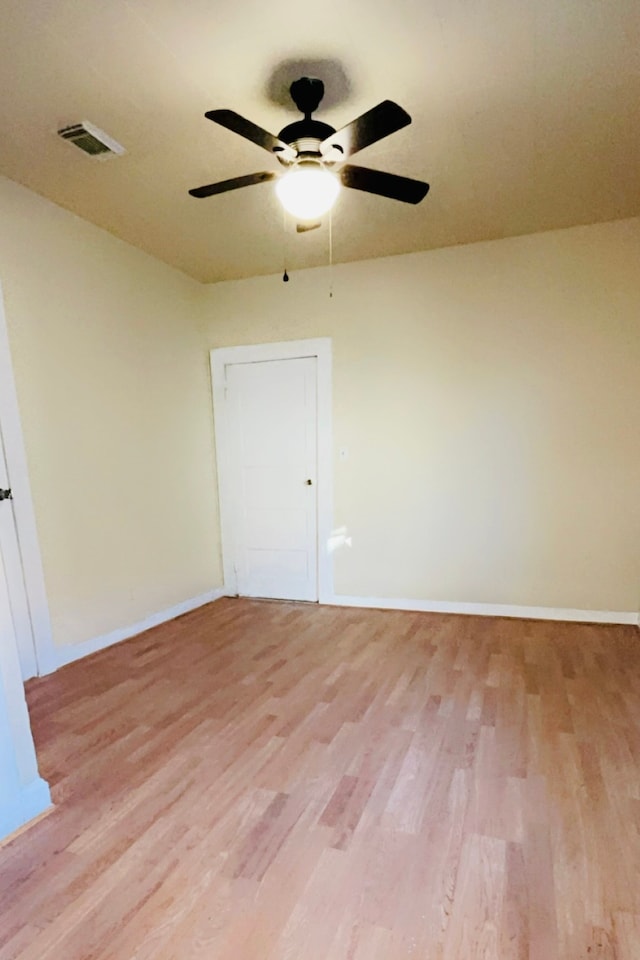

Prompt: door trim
[211,338,333,604]
[0,283,56,676]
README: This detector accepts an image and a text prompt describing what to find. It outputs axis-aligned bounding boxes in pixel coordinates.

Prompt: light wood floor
[2,599,639,959]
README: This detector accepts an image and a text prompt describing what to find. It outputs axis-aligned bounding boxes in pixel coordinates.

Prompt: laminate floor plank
[0,599,638,958]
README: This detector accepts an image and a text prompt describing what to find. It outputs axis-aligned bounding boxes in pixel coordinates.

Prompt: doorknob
[305,479,313,486]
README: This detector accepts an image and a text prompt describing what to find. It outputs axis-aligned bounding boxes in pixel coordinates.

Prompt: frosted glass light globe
[276,161,340,220]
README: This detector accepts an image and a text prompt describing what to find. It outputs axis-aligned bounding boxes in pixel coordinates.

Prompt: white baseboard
[20,776,52,821]
[0,776,51,842]
[55,589,225,669]
[36,646,62,677]
[43,586,636,697]
[328,594,639,626]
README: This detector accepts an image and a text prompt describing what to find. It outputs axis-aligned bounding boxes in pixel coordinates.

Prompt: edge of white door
[0,282,57,677]
[211,338,333,604]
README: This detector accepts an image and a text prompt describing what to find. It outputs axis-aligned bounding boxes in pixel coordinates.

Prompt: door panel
[226,357,317,601]
[0,428,37,680]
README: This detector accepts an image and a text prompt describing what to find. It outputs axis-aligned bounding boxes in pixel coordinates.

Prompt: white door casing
[211,339,333,604]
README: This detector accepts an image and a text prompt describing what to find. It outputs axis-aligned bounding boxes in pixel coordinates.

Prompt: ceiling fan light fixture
[275,160,340,221]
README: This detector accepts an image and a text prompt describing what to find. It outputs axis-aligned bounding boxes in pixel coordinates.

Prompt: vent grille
[57,121,125,158]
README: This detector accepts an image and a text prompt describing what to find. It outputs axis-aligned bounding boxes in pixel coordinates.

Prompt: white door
[0,427,37,680]
[225,357,318,601]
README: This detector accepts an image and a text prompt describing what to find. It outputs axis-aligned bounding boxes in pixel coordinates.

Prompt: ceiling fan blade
[189,171,277,198]
[205,109,296,161]
[340,164,429,204]
[320,101,411,159]
[296,221,321,233]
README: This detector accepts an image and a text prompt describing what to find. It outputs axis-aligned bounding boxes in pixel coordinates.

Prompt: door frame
[0,282,56,677]
[211,338,333,604]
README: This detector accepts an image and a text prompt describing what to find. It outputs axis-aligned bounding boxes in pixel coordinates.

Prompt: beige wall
[0,176,221,649]
[200,218,640,614]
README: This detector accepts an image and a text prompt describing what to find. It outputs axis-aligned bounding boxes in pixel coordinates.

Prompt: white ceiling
[1,0,638,283]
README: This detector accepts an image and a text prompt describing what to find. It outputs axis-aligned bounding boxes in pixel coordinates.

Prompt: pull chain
[282,207,289,282]
[329,209,333,299]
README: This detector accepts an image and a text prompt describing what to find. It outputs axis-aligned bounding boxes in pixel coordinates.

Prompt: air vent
[57,121,125,158]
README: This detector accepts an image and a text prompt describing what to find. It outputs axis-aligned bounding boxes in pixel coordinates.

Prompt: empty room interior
[1,1,639,957]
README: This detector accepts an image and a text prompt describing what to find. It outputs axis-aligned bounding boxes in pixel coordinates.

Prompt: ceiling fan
[189,77,429,226]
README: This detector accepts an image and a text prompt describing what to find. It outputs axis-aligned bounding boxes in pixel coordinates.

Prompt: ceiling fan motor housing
[273,77,340,165]
[289,77,325,116]
[276,119,336,164]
